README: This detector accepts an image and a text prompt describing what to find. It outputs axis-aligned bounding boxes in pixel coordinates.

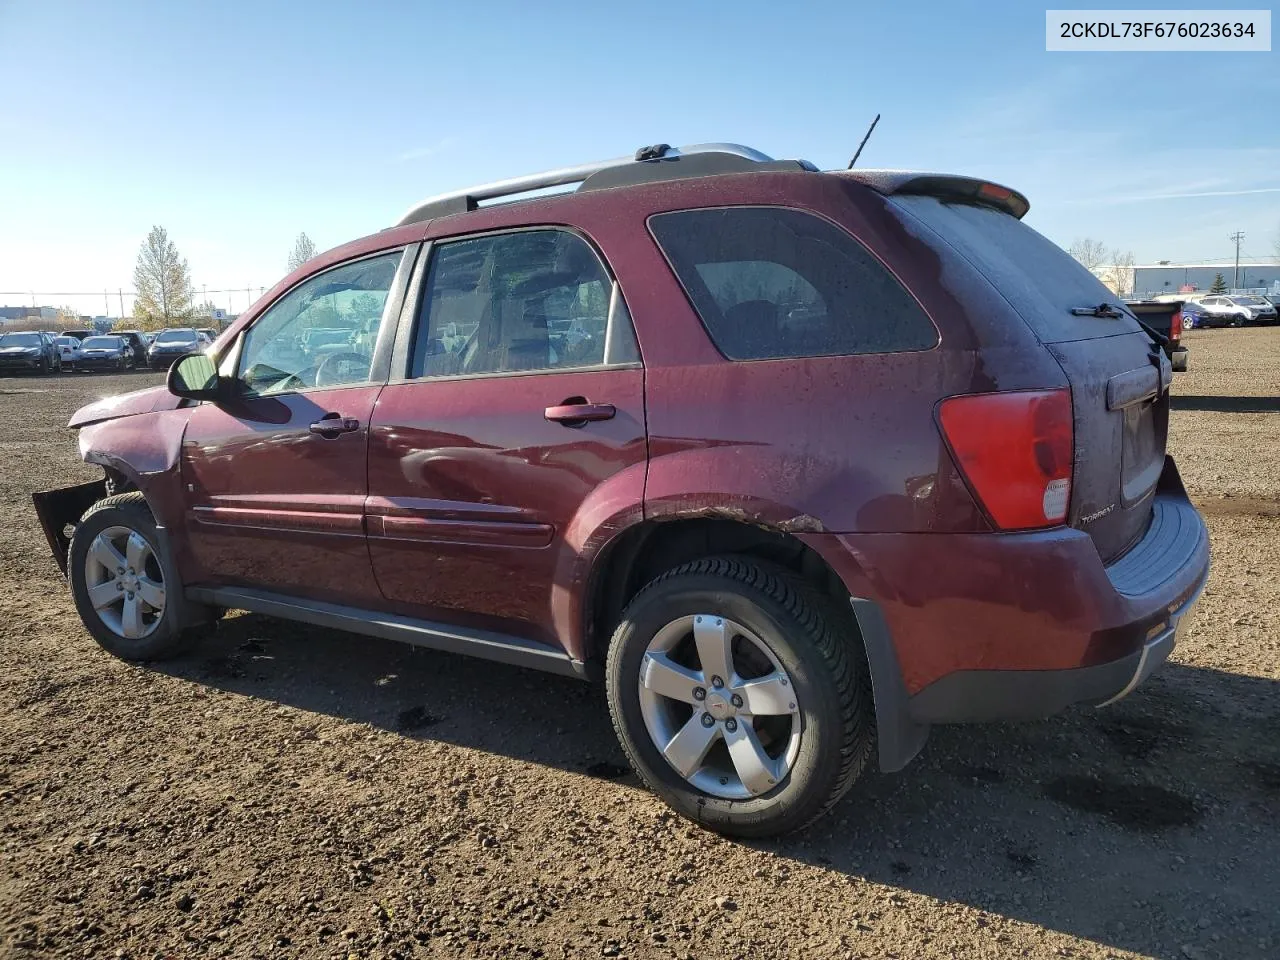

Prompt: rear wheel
[606,556,874,837]
[68,493,207,660]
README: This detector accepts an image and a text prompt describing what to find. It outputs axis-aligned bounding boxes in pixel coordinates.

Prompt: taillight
[1170,311,1182,343]
[938,388,1074,530]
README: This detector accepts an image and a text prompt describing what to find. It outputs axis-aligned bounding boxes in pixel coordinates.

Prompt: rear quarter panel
[587,171,1068,535]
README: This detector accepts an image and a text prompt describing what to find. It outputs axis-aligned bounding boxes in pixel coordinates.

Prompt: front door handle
[544,400,616,426]
[309,414,360,437]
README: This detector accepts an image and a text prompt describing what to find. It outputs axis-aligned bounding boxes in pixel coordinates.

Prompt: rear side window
[649,207,937,360]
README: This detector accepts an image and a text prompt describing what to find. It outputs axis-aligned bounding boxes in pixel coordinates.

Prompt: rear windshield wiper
[1071,302,1168,347]
[1070,303,1124,318]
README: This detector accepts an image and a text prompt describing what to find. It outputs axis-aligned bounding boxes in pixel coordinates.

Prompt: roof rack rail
[393,143,815,226]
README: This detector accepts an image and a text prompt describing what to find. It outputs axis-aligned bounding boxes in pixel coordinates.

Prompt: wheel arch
[77,410,192,533]
[580,513,931,774]
[581,515,859,672]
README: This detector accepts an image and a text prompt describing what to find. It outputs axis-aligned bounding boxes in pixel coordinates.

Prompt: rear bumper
[805,456,1209,770]
[904,585,1197,723]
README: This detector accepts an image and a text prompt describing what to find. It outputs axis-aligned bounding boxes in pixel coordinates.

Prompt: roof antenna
[847,114,881,169]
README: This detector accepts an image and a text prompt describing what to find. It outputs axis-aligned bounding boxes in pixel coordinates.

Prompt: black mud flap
[31,479,107,576]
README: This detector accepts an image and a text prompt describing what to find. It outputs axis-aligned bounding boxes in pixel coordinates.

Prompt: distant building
[1116,262,1280,298]
[0,305,57,322]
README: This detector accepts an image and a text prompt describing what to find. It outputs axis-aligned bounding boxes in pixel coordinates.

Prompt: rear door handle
[309,414,360,437]
[544,401,616,426]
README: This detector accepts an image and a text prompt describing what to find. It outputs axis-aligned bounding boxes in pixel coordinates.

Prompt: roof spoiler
[837,170,1030,219]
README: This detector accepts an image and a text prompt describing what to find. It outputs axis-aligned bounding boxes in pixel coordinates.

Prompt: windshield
[155,329,197,344]
[82,337,121,349]
[0,333,41,347]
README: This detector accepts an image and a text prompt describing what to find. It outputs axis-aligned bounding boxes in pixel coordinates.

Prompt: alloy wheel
[637,614,802,800]
[82,525,166,640]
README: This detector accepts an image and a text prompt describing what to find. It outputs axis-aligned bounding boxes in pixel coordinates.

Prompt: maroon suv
[35,143,1209,837]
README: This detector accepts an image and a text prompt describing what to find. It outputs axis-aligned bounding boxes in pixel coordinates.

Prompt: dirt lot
[1,329,1277,960]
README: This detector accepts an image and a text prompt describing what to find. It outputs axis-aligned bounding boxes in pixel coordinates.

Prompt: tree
[288,232,317,272]
[1106,249,1136,296]
[1210,272,1228,294]
[133,226,195,330]
[1068,238,1109,273]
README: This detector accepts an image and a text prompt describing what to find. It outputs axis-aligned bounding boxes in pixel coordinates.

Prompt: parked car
[33,143,1209,838]
[0,330,60,373]
[111,331,150,369]
[54,335,83,370]
[1122,299,1188,371]
[1178,300,1213,330]
[1220,295,1278,325]
[1193,296,1252,327]
[73,335,134,372]
[197,327,219,343]
[146,328,202,368]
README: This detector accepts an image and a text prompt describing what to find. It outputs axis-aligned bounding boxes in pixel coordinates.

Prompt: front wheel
[606,557,875,837]
[68,493,205,660]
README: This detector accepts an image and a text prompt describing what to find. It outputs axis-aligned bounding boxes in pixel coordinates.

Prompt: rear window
[155,329,196,344]
[81,337,121,349]
[889,195,1139,344]
[648,207,937,361]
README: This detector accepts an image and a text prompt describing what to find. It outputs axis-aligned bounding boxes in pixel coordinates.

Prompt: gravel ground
[2,330,1278,960]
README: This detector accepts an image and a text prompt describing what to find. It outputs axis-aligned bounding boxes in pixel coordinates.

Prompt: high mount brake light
[938,389,1074,530]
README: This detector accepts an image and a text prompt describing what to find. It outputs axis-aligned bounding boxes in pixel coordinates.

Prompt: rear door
[180,248,413,604]
[891,196,1168,562]
[366,227,646,648]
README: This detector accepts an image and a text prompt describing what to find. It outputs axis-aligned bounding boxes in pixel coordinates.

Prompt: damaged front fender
[34,403,195,576]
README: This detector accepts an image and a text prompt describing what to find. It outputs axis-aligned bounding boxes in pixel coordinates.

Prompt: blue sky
[1,0,1277,316]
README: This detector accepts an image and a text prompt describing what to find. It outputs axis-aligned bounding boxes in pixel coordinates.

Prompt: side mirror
[166,351,222,402]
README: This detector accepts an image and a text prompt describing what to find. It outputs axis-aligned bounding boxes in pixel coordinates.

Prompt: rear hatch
[889,194,1168,563]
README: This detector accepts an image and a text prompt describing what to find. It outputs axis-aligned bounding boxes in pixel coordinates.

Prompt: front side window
[237,250,402,395]
[649,207,938,361]
[409,230,616,379]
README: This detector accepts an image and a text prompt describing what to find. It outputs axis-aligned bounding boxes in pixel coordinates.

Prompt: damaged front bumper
[31,479,107,575]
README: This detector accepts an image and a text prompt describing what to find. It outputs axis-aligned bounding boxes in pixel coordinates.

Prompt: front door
[181,248,410,605]
[366,228,647,649]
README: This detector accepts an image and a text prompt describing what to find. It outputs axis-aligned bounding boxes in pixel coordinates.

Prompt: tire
[605,556,874,837]
[68,492,203,661]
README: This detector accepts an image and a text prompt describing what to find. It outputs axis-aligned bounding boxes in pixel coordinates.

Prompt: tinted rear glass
[649,207,937,361]
[155,329,196,343]
[81,337,121,349]
[889,196,1140,344]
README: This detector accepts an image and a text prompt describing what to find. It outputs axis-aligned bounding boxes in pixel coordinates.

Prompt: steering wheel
[313,351,372,388]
